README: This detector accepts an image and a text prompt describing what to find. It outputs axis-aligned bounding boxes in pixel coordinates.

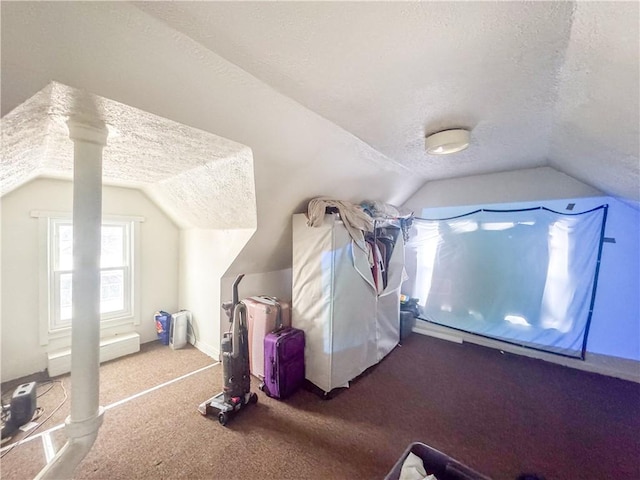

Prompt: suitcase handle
[259,296,284,330]
[249,295,286,330]
[275,303,283,330]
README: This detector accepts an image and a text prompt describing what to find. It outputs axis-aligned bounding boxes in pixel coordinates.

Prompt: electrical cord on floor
[1,379,56,418]
[1,381,53,442]
[187,319,197,345]
[0,381,68,459]
[0,404,13,442]
[0,390,14,411]
[37,381,57,398]
[32,407,45,422]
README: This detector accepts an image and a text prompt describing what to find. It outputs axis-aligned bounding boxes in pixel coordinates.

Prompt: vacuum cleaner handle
[232,274,245,306]
[231,303,246,359]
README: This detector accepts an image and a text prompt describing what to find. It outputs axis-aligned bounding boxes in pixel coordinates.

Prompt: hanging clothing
[366,238,385,295]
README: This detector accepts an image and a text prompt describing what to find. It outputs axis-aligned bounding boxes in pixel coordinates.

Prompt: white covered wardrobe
[291,213,406,395]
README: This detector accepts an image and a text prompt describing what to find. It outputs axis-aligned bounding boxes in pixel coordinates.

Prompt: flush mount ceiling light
[425,128,470,155]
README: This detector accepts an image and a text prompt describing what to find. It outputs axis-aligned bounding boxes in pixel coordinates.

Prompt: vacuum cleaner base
[198,391,258,425]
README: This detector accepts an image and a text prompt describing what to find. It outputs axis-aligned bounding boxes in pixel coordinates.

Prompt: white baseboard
[413,319,640,384]
[47,332,141,377]
[190,336,220,361]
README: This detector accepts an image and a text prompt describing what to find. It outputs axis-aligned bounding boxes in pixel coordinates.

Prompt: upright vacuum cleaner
[198,274,257,425]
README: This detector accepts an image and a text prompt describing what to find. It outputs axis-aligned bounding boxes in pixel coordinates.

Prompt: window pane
[57,270,125,324]
[100,270,124,314]
[51,220,132,330]
[101,226,125,268]
[60,273,72,321]
[58,225,73,271]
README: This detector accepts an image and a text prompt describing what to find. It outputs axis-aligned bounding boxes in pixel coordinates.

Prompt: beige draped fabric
[306,197,374,251]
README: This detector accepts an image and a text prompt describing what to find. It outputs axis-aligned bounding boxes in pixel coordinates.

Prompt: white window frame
[33,210,143,346]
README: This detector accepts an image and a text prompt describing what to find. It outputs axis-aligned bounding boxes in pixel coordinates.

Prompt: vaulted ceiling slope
[1,2,422,273]
[1,2,638,271]
[134,1,639,203]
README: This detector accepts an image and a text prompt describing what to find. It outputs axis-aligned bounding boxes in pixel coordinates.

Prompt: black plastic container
[400,311,415,343]
[384,442,490,480]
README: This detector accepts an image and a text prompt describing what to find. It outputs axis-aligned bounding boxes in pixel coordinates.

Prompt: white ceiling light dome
[425,128,471,155]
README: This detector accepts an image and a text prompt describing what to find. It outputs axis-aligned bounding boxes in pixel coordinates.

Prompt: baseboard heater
[47,333,141,378]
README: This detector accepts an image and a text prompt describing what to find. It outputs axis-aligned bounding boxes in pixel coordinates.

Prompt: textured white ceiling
[1,1,425,272]
[548,2,640,201]
[1,1,638,272]
[134,0,639,201]
[1,82,257,229]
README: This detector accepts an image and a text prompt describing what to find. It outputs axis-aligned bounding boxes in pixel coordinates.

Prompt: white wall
[402,167,640,364]
[178,228,254,360]
[403,166,601,212]
[1,178,179,382]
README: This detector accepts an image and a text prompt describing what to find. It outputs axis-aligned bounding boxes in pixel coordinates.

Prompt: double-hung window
[33,210,143,347]
[32,209,143,345]
[50,218,133,330]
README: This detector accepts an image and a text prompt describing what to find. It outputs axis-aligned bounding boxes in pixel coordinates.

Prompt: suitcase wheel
[249,392,258,404]
[260,383,271,397]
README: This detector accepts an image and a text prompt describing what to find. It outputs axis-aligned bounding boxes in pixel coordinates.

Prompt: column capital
[67,116,109,146]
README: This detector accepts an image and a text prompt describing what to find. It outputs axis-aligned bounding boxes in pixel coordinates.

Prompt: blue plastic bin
[155,311,172,345]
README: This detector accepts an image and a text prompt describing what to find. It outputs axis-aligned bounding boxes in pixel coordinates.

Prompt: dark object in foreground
[384,442,490,480]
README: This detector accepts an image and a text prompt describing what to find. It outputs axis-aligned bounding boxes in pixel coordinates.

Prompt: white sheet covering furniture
[292,213,405,394]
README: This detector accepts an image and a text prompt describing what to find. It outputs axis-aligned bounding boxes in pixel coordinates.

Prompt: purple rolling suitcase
[261,327,305,399]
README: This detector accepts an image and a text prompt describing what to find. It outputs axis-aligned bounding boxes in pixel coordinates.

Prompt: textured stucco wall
[1,82,257,230]
[549,2,640,202]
